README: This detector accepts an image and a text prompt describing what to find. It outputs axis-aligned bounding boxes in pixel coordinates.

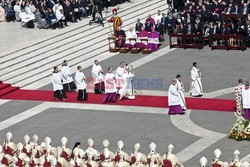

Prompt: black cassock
[115,30,126,47]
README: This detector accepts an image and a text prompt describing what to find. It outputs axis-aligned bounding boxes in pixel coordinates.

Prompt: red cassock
[16,158,23,167]
[30,160,36,167]
[163,159,172,167]
[115,155,120,162]
[4,146,14,156]
[212,163,222,167]
[130,156,136,164]
[61,151,70,161]
[57,161,63,167]
[1,156,9,166]
[43,161,51,167]
[100,153,105,162]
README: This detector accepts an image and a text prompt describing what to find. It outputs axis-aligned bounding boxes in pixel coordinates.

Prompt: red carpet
[0,88,235,112]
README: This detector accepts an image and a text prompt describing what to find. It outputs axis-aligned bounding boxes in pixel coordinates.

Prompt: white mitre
[200,157,208,167]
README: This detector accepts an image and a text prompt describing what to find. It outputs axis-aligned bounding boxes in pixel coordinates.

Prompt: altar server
[52,66,67,100]
[176,74,186,110]
[104,67,117,103]
[75,66,88,101]
[116,61,126,92]
[92,60,105,94]
[190,62,203,97]
[61,60,76,92]
[242,81,250,120]
[168,79,184,115]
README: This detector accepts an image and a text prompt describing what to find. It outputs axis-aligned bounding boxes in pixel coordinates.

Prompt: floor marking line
[171,110,227,163]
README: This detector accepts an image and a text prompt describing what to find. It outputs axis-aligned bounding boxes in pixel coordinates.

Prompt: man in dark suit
[135,18,143,32]
[145,20,153,32]
[155,19,164,41]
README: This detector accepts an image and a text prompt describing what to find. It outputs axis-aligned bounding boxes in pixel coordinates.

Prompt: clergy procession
[1,132,249,167]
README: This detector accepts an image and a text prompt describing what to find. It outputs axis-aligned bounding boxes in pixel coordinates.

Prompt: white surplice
[116,66,125,89]
[176,79,186,109]
[104,73,116,93]
[75,71,86,90]
[92,64,104,84]
[125,30,137,45]
[242,88,250,109]
[190,67,203,96]
[118,71,135,100]
[168,84,181,106]
[52,72,63,91]
[61,65,74,84]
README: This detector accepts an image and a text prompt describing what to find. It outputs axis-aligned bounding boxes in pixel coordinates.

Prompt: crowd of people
[1,132,249,167]
[165,0,250,46]
[235,78,250,120]
[0,0,128,29]
[111,0,250,51]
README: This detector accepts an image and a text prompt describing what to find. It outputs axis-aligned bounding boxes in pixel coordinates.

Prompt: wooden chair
[108,37,119,52]
[129,38,140,54]
[140,38,152,54]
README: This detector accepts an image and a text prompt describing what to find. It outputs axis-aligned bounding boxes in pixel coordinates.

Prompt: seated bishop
[162,144,183,167]
[125,27,137,49]
[229,150,243,167]
[114,140,131,167]
[56,147,70,167]
[85,138,100,161]
[69,148,86,167]
[15,143,30,167]
[99,149,115,167]
[42,145,56,167]
[60,137,72,162]
[131,153,147,167]
[212,149,225,167]
[130,143,147,165]
[3,132,16,156]
[23,135,32,156]
[147,143,162,167]
[100,139,115,162]
[86,151,99,167]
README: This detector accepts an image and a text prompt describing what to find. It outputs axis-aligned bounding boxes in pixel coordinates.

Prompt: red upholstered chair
[87,163,92,167]
[163,159,172,167]
[212,163,222,167]
[61,151,69,160]
[1,156,9,166]
[130,156,136,164]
